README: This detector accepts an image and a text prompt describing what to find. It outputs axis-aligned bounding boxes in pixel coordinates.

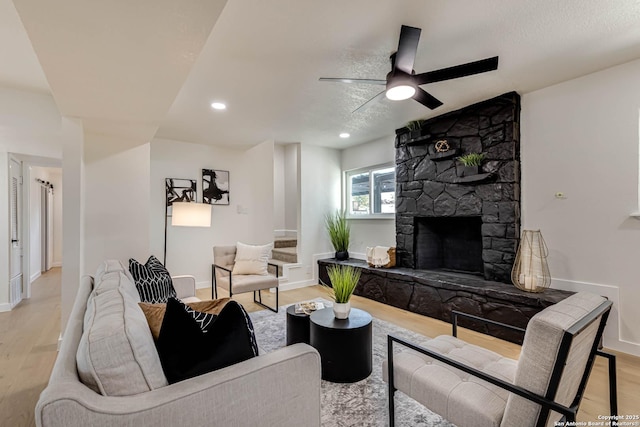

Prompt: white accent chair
[384,292,617,427]
[212,245,280,312]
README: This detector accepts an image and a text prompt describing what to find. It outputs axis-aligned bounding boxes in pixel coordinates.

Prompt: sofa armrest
[36,344,321,427]
[171,275,196,299]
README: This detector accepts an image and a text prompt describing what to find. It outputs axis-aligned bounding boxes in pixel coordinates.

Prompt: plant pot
[333,302,351,319]
[462,165,479,177]
[335,251,349,261]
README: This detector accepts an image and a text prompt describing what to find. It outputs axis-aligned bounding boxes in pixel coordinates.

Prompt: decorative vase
[333,302,351,319]
[335,251,349,261]
[511,230,551,293]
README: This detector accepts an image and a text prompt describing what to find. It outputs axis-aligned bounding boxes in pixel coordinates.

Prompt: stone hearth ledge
[318,258,574,344]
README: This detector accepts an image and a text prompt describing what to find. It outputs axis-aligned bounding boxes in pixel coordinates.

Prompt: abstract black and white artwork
[202,169,229,205]
[165,178,197,215]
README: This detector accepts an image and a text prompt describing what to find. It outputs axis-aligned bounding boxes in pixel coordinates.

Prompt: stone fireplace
[318,92,575,344]
[396,92,521,283]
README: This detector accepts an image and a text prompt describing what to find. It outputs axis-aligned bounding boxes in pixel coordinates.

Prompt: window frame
[344,162,396,220]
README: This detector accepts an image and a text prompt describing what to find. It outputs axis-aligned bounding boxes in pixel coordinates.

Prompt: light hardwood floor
[1,268,637,426]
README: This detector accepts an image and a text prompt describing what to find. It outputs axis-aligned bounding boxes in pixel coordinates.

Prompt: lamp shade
[171,202,211,227]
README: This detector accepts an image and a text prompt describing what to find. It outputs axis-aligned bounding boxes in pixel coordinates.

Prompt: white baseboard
[58,333,63,351]
[30,271,41,283]
[52,262,62,268]
[279,279,317,291]
[196,280,210,290]
[552,278,640,357]
[0,303,11,312]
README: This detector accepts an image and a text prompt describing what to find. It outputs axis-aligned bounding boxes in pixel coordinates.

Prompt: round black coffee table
[309,307,372,383]
[286,305,310,345]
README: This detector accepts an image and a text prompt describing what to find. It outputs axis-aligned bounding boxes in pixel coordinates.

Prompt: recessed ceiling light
[211,102,226,110]
[339,133,350,138]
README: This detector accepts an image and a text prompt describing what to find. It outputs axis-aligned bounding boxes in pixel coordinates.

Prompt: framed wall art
[202,169,229,205]
[165,178,197,215]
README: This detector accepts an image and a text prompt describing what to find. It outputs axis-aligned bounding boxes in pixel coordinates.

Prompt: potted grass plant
[325,264,361,319]
[325,209,350,260]
[405,119,425,140]
[457,152,486,177]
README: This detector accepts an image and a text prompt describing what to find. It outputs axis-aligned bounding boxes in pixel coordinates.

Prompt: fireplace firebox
[414,216,483,275]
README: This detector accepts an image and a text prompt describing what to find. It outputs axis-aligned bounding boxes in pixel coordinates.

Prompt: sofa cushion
[157,298,258,383]
[138,298,232,340]
[129,255,177,303]
[76,267,168,396]
[232,242,273,275]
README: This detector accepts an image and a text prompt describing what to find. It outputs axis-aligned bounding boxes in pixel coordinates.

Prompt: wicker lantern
[511,230,551,293]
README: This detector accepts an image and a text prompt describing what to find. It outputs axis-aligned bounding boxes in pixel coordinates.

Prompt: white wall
[61,117,84,333]
[83,138,150,274]
[521,58,640,356]
[49,168,63,267]
[300,144,341,282]
[284,144,299,233]
[274,143,299,236]
[0,87,62,158]
[341,135,396,257]
[273,144,286,232]
[150,138,275,287]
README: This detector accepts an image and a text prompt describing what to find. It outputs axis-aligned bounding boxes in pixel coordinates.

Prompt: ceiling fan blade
[394,25,421,74]
[413,88,443,110]
[319,77,386,85]
[414,56,499,85]
[352,90,386,114]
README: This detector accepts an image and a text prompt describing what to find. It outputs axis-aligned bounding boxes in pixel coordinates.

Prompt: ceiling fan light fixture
[385,84,416,101]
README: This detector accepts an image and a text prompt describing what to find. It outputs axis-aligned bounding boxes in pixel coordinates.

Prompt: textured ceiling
[156,0,640,149]
[3,0,640,152]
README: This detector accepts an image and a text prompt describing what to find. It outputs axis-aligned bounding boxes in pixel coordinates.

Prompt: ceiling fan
[319,25,499,113]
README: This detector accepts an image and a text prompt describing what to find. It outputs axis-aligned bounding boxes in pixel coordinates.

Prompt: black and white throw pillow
[129,255,177,303]
[157,298,259,383]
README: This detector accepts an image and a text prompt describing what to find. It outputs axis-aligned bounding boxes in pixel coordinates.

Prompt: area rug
[249,301,456,427]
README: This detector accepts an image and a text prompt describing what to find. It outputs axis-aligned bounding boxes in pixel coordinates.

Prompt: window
[346,164,395,217]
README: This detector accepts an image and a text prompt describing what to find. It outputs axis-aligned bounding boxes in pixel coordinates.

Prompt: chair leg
[597,350,618,416]
[388,336,396,427]
[253,288,278,313]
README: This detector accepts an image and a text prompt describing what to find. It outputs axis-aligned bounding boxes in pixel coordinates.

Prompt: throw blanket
[366,246,391,267]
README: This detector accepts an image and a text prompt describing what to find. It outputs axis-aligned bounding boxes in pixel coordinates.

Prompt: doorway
[9,157,23,307]
[28,166,62,292]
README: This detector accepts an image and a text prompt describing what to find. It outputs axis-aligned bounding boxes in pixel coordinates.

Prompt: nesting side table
[309,308,372,383]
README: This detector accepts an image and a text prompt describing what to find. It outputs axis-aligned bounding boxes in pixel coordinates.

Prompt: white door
[9,158,23,307]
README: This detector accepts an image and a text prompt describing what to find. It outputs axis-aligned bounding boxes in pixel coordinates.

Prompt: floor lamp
[164,201,212,265]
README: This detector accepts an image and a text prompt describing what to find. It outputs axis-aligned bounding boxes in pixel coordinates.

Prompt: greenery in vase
[404,119,425,132]
[325,265,361,303]
[457,152,486,166]
[325,209,350,252]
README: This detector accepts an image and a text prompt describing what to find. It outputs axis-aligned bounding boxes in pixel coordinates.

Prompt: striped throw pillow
[129,256,177,303]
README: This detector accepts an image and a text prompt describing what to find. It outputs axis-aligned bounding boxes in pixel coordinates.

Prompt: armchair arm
[171,275,196,299]
[387,334,577,420]
[268,262,280,277]
[451,310,526,338]
[212,264,232,299]
[213,264,232,274]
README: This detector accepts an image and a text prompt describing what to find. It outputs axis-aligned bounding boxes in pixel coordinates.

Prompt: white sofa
[36,260,321,427]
